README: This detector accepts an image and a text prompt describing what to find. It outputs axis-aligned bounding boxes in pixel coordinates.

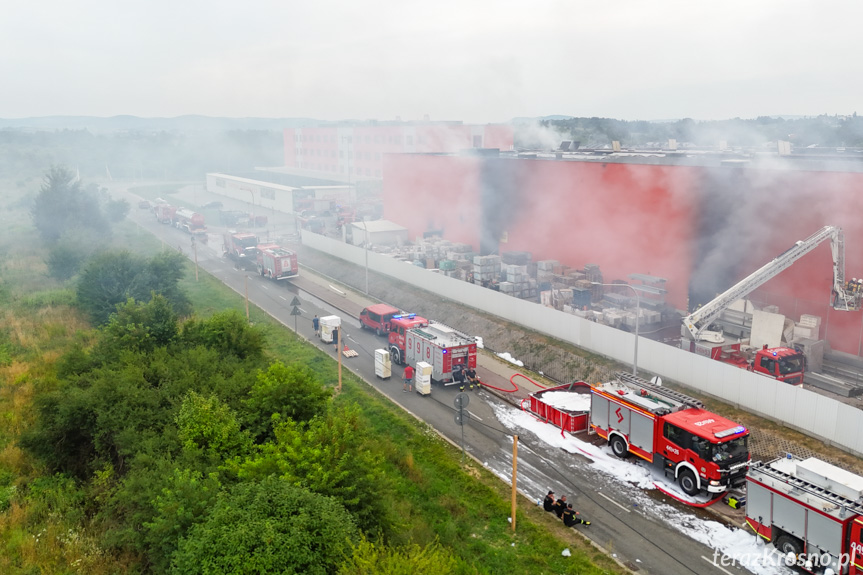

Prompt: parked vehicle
[526,373,750,498]
[360,305,428,336]
[174,208,207,235]
[746,455,863,573]
[388,320,477,384]
[256,243,298,280]
[223,231,259,260]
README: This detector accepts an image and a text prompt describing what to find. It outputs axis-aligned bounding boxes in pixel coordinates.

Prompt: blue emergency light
[714,425,746,439]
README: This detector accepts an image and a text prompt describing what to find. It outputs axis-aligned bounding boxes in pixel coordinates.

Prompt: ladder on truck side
[750,459,863,517]
[615,372,705,410]
[682,225,861,341]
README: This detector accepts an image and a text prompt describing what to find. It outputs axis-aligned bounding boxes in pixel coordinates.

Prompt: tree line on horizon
[519,113,863,150]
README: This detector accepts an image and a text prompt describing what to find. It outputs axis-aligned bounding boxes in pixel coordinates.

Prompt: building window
[406,136,413,145]
[375,152,380,161]
[365,136,371,144]
[375,169,381,177]
[365,168,371,176]
[339,151,344,158]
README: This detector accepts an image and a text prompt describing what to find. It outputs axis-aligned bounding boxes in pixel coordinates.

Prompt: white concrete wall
[302,231,863,457]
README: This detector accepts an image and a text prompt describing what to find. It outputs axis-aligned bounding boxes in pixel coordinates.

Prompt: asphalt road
[118,183,768,575]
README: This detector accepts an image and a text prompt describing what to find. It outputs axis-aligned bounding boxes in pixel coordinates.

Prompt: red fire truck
[388,320,477,384]
[174,208,206,235]
[154,203,176,224]
[386,314,431,358]
[256,243,298,280]
[360,305,428,337]
[690,341,805,386]
[746,455,863,573]
[223,232,259,260]
[589,373,750,496]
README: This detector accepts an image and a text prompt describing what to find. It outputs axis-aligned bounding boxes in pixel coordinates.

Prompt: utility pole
[511,435,518,532]
[192,236,198,281]
[337,327,343,394]
[245,276,249,322]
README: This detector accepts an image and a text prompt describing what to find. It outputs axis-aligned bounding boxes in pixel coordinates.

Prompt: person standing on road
[403,364,414,392]
[312,315,320,336]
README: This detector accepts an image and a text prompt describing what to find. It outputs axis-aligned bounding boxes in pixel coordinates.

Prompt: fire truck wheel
[390,347,402,365]
[775,534,802,557]
[610,436,629,459]
[375,328,383,337]
[678,469,700,496]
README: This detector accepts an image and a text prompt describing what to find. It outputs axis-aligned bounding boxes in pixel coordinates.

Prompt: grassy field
[0,180,623,574]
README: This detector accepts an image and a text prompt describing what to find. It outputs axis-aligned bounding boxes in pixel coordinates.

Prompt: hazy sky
[3,1,860,123]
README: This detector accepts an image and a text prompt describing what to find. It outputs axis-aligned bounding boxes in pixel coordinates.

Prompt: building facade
[283,122,514,179]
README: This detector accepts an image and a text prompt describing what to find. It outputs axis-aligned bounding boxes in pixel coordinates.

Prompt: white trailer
[319,315,341,344]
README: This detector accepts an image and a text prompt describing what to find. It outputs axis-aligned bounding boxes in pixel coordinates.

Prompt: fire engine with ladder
[682,225,863,384]
[589,373,750,497]
[746,455,863,574]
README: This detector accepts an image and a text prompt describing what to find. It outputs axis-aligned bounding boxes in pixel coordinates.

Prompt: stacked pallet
[473,255,501,284]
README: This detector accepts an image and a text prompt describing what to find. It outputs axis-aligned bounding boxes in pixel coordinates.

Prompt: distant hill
[511,115,574,123]
[0,115,321,133]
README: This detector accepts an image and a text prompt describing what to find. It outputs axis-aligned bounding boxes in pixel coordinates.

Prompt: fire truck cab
[751,346,804,386]
[591,373,750,496]
[386,314,430,359]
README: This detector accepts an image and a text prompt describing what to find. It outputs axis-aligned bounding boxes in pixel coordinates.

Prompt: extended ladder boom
[683,225,860,341]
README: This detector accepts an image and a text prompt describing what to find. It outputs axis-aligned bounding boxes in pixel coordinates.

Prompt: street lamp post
[592,282,640,376]
[361,217,369,294]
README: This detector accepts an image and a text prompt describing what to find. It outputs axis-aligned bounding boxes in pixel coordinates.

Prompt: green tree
[180,310,264,361]
[171,476,358,575]
[30,165,109,242]
[338,537,457,575]
[143,468,223,573]
[176,391,251,458]
[236,406,392,535]
[76,249,189,325]
[105,197,130,221]
[46,242,88,281]
[244,361,331,441]
[92,295,179,360]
